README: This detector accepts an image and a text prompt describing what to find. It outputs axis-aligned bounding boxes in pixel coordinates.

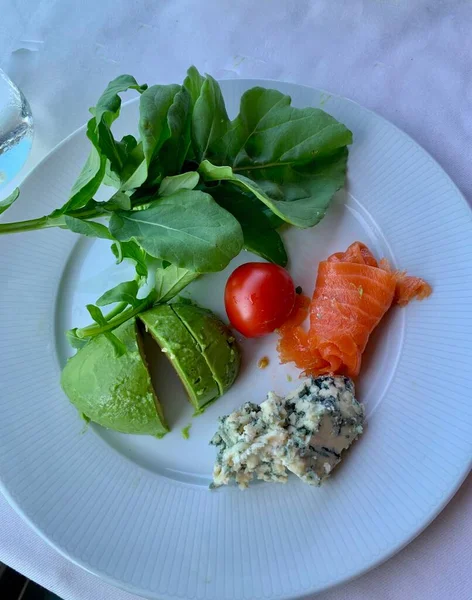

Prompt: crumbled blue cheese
[210,376,364,489]
[210,395,288,488]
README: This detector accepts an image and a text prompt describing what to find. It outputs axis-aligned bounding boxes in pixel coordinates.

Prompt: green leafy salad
[0,67,352,436]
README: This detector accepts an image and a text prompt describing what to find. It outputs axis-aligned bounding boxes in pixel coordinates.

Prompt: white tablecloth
[1,1,471,598]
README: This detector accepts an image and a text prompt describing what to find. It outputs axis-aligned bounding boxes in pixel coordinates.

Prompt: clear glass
[0,68,34,189]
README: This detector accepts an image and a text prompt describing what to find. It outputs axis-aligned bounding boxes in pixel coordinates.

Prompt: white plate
[1,79,471,599]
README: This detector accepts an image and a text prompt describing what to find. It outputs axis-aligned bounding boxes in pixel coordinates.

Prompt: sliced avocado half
[138,305,220,412]
[61,319,169,437]
[171,303,240,395]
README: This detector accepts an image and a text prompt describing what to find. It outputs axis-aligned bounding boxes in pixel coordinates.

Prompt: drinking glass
[0,68,33,189]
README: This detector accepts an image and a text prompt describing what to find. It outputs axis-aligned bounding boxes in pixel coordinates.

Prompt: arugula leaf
[111,240,149,277]
[0,188,20,216]
[96,280,140,307]
[183,66,205,106]
[103,160,121,188]
[182,66,206,162]
[243,227,287,266]
[191,74,229,163]
[199,87,352,227]
[102,191,132,211]
[94,75,147,124]
[94,77,145,153]
[137,85,192,188]
[140,86,191,189]
[54,75,147,217]
[155,264,199,303]
[121,153,147,192]
[50,119,106,217]
[159,172,199,196]
[86,304,107,324]
[248,148,349,226]
[88,137,146,195]
[158,87,192,176]
[94,75,147,176]
[64,216,113,239]
[210,184,288,266]
[224,87,351,166]
[114,136,147,192]
[139,85,184,167]
[109,189,243,272]
[199,147,348,228]
[71,121,106,202]
[220,87,291,162]
[85,304,127,356]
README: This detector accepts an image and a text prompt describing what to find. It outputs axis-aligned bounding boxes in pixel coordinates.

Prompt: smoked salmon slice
[278,242,432,377]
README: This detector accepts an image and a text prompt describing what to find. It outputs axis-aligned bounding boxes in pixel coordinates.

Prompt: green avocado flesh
[61,303,241,435]
[171,303,240,395]
[61,319,169,437]
[139,306,220,412]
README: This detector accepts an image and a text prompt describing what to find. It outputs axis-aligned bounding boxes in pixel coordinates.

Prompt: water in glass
[0,69,33,189]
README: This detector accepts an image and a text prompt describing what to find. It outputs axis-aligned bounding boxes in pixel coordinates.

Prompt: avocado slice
[139,306,220,412]
[61,319,169,437]
[171,303,240,395]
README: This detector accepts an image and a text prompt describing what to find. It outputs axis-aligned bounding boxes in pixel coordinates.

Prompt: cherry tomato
[224,262,296,337]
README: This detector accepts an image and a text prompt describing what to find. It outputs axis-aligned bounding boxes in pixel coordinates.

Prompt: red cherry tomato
[225,262,296,338]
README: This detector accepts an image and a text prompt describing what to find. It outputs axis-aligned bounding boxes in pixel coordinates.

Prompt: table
[1,1,471,598]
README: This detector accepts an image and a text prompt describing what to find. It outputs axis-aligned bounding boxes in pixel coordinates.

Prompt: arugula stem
[72,275,144,341]
[0,208,96,235]
[76,295,156,339]
[0,197,153,236]
[0,215,64,234]
[103,301,128,321]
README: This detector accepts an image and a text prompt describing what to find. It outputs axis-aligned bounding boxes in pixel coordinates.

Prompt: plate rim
[1,77,471,600]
